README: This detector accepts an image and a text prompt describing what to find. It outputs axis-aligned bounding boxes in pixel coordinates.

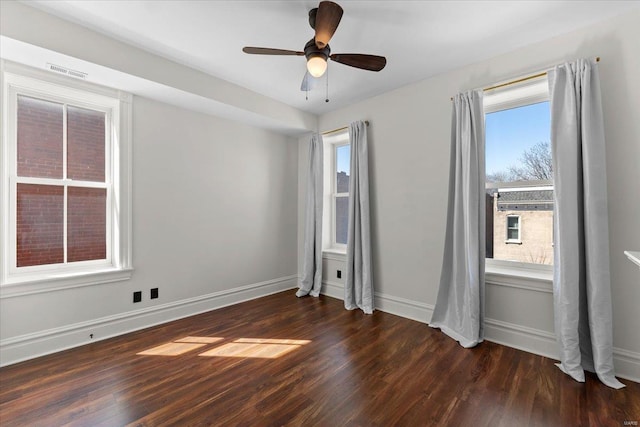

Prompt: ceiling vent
[47,63,87,79]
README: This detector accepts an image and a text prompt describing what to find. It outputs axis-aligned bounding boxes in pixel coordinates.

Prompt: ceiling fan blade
[314,1,343,49]
[300,71,319,92]
[330,54,387,71]
[243,47,304,56]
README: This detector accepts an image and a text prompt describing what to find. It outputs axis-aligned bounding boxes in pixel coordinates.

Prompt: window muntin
[1,62,132,291]
[485,77,553,267]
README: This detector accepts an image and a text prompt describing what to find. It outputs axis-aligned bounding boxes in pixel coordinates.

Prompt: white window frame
[322,130,349,255]
[505,215,521,243]
[484,75,553,286]
[0,61,132,297]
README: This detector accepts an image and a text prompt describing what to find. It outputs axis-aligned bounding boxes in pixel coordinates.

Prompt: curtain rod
[450,57,600,100]
[322,120,369,136]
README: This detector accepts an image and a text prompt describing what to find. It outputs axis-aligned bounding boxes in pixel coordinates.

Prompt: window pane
[16,184,64,267]
[507,228,519,241]
[67,106,105,182]
[68,187,107,262]
[336,145,350,193]
[335,196,349,244]
[485,101,553,265]
[17,96,63,179]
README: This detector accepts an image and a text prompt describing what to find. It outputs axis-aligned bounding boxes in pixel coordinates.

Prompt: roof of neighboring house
[495,189,554,211]
[499,190,553,202]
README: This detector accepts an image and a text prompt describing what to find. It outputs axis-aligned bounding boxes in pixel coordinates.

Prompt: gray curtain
[297,133,323,298]
[549,59,624,389]
[429,90,485,348]
[345,121,374,314]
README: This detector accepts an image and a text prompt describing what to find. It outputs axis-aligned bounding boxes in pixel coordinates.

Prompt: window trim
[322,130,349,254]
[485,259,553,293]
[483,77,549,114]
[8,95,114,275]
[0,60,133,297]
[484,74,553,282]
[332,141,349,251]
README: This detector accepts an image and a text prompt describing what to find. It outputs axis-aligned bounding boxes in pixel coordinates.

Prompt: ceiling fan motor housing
[304,38,330,62]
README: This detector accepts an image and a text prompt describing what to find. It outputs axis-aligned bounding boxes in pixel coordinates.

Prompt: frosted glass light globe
[307,56,327,78]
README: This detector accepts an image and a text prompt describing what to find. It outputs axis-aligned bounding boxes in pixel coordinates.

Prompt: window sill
[485,262,553,293]
[0,267,133,299]
[323,250,346,261]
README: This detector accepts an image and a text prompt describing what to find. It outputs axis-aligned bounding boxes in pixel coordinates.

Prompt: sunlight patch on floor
[137,337,310,358]
[137,342,208,356]
[199,339,309,359]
[137,336,224,356]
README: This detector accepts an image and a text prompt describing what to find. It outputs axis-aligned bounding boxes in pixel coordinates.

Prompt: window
[322,131,350,253]
[1,61,132,294]
[485,76,554,267]
[506,215,521,242]
[334,144,350,246]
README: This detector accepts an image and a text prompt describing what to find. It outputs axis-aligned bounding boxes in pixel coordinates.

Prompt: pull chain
[325,64,330,103]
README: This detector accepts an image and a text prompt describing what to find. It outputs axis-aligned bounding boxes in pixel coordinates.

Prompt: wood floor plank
[1,291,638,426]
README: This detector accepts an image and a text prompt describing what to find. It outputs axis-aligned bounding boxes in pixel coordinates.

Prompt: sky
[485,101,550,175]
[336,144,350,174]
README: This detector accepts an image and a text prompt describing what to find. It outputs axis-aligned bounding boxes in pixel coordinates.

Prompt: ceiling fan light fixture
[307,53,328,77]
[242,1,387,91]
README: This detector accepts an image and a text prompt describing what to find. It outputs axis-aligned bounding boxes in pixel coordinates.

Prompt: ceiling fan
[242,1,386,91]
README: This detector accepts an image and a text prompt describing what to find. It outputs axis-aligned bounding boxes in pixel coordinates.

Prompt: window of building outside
[322,130,350,253]
[506,215,521,242]
[484,76,553,269]
[1,62,132,295]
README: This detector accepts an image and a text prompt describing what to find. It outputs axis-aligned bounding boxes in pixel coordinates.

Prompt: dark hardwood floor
[0,291,638,426]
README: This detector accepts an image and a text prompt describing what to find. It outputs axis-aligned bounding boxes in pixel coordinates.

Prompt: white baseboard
[612,347,640,383]
[321,280,344,300]
[321,279,640,383]
[0,275,298,367]
[483,318,559,359]
[322,280,434,323]
[374,291,433,323]
[483,319,639,383]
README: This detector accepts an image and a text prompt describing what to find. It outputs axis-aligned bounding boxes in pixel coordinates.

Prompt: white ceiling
[23,0,640,115]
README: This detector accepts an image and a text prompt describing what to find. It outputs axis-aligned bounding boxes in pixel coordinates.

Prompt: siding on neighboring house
[492,189,554,265]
